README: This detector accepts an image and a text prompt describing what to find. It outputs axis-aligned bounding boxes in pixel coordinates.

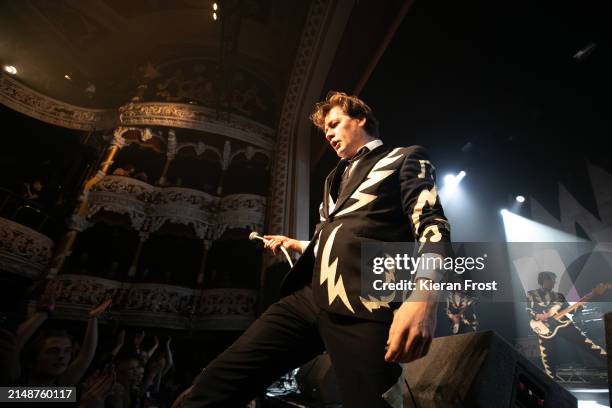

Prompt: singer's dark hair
[310,91,379,138]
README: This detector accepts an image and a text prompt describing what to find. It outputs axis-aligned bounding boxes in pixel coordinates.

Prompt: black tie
[338,146,369,196]
[330,159,349,200]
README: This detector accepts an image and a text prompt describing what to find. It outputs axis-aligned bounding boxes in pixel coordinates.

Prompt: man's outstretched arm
[386,145,451,363]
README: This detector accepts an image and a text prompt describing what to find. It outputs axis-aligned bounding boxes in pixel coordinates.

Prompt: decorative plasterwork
[0,74,116,131]
[267,0,333,235]
[0,217,54,280]
[0,75,275,151]
[215,194,266,239]
[149,188,219,240]
[229,145,272,164]
[176,142,222,161]
[167,129,177,159]
[193,288,258,330]
[85,176,265,240]
[118,102,275,151]
[41,274,256,330]
[88,176,153,231]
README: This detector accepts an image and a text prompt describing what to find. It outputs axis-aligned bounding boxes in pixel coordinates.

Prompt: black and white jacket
[526,289,570,319]
[281,143,451,322]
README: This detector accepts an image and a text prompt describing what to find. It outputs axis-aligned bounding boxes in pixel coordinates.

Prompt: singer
[182,92,451,407]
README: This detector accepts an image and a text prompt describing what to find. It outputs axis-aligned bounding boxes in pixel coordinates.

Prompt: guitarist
[526,271,607,379]
[445,290,478,334]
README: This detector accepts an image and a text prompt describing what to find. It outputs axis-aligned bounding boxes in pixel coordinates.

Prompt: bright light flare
[4,65,17,75]
[500,209,585,242]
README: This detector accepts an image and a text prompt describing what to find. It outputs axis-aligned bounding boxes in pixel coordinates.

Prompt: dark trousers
[537,323,607,378]
[183,285,402,407]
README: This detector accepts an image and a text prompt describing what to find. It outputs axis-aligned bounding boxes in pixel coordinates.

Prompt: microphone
[249,231,294,267]
[248,232,266,242]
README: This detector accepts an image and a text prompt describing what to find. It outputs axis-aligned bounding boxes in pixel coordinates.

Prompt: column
[196,240,212,287]
[157,129,177,185]
[215,140,232,196]
[48,128,127,278]
[127,232,149,279]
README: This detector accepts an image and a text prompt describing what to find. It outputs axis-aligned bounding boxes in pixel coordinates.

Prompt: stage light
[515,195,525,203]
[64,74,72,80]
[573,42,597,60]
[575,402,608,408]
[213,12,217,20]
[4,65,17,75]
[213,2,218,11]
[444,171,466,186]
[500,209,584,242]
[442,170,466,196]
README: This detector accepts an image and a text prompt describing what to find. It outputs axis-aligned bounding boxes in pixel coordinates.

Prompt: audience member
[18,299,111,386]
[21,179,43,201]
[134,171,149,182]
[79,365,116,408]
[112,164,136,177]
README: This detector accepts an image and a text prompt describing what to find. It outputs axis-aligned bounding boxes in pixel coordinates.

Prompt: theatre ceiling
[0,0,311,115]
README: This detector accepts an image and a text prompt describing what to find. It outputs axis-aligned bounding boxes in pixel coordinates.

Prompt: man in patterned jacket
[183,91,451,407]
[527,271,607,379]
[446,290,479,334]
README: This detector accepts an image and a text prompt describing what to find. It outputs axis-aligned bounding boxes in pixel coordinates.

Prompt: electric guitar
[529,283,612,339]
[450,298,475,334]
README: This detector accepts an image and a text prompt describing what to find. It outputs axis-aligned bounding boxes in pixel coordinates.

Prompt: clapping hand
[134,330,145,350]
[80,365,116,407]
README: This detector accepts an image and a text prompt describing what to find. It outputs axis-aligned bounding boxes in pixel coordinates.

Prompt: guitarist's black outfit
[526,288,607,378]
[183,142,451,407]
[445,291,478,334]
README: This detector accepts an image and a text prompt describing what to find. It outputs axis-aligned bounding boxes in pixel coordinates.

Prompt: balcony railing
[87,176,265,239]
[42,274,257,330]
[88,176,154,230]
[0,217,54,279]
[215,194,266,238]
[149,187,218,239]
[0,188,57,279]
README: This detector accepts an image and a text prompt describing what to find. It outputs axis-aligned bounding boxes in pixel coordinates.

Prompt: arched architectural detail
[267,0,349,236]
[176,142,223,163]
[0,74,117,130]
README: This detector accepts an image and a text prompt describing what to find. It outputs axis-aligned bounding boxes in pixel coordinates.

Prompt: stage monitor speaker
[402,330,576,408]
[295,353,341,405]
[604,312,612,408]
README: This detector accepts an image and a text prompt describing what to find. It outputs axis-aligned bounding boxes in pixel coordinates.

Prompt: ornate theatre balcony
[0,188,58,279]
[215,194,266,238]
[44,274,257,330]
[0,217,54,280]
[86,176,266,240]
[88,175,153,230]
[149,187,219,240]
